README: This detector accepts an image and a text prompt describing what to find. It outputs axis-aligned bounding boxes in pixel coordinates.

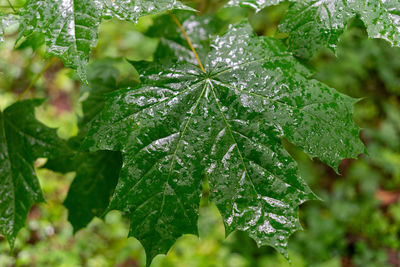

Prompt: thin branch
[18,57,57,101]
[168,11,206,73]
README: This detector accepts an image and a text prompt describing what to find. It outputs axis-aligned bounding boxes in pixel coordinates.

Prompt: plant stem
[6,0,16,12]
[18,57,57,101]
[168,11,206,73]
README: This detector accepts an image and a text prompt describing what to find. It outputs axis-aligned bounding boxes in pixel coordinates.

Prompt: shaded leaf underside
[83,20,364,262]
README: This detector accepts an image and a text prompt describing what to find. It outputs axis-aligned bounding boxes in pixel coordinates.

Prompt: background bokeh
[1,1,400,266]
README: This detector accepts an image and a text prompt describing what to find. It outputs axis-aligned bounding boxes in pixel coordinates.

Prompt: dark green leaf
[63,150,122,231]
[16,32,45,51]
[17,0,193,81]
[83,20,364,263]
[45,136,122,232]
[45,138,122,232]
[0,99,68,247]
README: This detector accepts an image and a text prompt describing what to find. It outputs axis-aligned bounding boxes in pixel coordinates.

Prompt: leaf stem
[18,57,57,101]
[6,0,16,12]
[168,11,206,73]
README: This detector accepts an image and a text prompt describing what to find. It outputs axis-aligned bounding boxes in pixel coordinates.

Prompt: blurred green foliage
[1,1,400,266]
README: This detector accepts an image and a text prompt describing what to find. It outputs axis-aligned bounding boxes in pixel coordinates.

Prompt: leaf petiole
[5,0,16,12]
[18,57,57,101]
[168,11,206,73]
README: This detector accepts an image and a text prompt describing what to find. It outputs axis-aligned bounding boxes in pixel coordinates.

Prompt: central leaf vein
[207,79,259,196]
[159,81,208,220]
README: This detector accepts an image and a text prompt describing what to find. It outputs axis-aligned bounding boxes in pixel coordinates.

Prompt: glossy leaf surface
[280,0,400,58]
[227,0,400,59]
[83,20,364,262]
[103,0,192,22]
[225,0,285,12]
[0,99,67,247]
[17,0,192,81]
[145,11,225,63]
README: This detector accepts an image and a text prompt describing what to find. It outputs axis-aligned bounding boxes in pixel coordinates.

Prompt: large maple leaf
[83,19,364,263]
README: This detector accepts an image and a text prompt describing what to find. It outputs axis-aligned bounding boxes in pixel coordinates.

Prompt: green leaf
[80,59,139,126]
[83,19,364,263]
[0,99,68,247]
[17,0,193,81]
[224,0,285,12]
[44,60,126,231]
[45,136,122,232]
[226,1,400,59]
[279,0,400,58]
[63,149,122,231]
[103,0,193,22]
[44,137,122,232]
[145,10,226,62]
